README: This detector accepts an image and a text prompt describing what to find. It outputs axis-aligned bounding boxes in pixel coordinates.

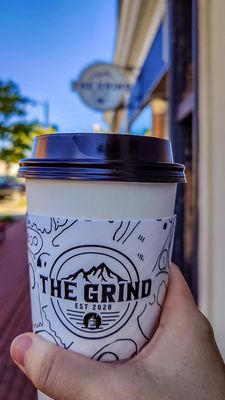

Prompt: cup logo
[83,313,101,329]
[45,245,142,339]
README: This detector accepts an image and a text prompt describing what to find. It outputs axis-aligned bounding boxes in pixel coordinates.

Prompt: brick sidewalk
[0,220,36,399]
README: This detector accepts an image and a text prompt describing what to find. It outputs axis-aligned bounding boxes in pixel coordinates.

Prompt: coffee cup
[19,133,185,400]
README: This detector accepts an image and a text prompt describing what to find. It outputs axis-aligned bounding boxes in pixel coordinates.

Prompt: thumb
[10,332,115,400]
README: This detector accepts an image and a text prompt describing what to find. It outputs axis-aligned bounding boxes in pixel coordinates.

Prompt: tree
[0,80,56,164]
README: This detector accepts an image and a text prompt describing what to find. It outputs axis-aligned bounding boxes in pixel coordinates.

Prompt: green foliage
[0,80,31,121]
[0,80,55,164]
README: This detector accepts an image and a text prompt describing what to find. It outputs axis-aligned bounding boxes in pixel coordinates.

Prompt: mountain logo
[49,245,140,340]
[63,262,127,283]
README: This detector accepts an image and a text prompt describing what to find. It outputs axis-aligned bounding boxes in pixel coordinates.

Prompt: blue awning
[128,22,169,123]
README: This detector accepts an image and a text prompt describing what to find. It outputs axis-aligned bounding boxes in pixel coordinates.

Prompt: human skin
[10,265,225,400]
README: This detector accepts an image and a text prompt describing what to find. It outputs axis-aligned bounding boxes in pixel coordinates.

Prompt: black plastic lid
[18,133,186,183]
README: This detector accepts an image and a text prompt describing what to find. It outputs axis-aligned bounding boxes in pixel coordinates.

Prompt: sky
[1,0,117,132]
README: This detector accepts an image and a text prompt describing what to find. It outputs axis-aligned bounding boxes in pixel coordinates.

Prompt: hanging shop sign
[71,63,132,111]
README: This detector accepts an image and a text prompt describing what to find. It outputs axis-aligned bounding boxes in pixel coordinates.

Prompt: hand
[10,265,225,400]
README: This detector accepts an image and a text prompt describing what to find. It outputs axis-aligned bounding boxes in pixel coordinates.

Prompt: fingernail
[11,334,32,367]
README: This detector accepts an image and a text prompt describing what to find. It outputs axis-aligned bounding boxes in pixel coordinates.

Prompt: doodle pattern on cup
[27,214,176,360]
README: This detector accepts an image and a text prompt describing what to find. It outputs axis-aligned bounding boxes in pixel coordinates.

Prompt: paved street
[0,193,26,217]
[0,219,36,399]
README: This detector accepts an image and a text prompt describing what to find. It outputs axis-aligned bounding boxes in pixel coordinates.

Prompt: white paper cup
[19,133,185,400]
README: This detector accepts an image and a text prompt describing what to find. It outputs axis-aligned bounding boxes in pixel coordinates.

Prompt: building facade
[105,0,225,358]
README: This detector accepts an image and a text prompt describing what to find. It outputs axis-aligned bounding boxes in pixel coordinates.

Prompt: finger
[159,264,197,327]
[162,263,196,311]
[10,332,115,400]
[130,264,197,360]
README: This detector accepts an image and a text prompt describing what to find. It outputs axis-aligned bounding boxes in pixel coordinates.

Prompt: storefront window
[130,106,152,136]
[150,98,168,139]
[130,98,168,138]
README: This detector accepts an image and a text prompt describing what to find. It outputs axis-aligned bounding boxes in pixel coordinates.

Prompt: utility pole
[43,101,49,128]
[33,100,50,128]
